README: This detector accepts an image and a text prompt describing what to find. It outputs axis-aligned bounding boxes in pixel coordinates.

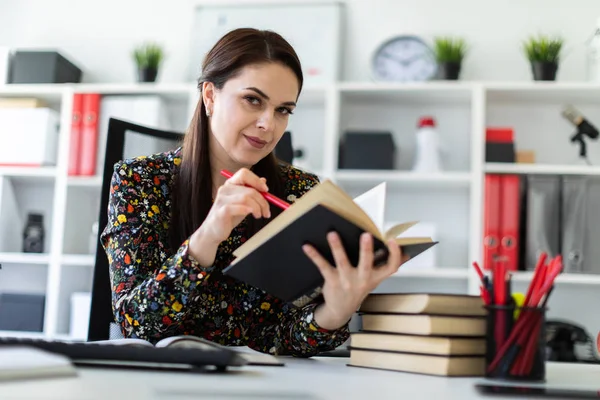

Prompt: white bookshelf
[1,81,600,340]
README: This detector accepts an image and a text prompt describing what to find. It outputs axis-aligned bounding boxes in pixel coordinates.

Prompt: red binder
[483,174,501,271]
[68,93,84,176]
[499,174,520,271]
[79,93,101,176]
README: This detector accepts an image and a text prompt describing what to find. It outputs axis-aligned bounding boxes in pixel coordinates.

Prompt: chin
[233,151,269,168]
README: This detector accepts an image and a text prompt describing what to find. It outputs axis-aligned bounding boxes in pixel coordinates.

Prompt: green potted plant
[522,35,563,81]
[132,42,164,83]
[433,36,467,80]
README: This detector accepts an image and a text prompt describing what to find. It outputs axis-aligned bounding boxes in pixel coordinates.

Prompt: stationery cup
[485,305,547,382]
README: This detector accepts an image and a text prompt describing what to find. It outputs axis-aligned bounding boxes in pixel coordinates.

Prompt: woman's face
[203,62,299,168]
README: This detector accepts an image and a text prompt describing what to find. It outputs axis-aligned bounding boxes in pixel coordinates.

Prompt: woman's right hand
[188,168,271,265]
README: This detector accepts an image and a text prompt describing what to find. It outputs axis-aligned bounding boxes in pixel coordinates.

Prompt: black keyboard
[0,336,247,371]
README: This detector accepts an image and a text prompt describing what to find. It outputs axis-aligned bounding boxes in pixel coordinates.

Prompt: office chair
[87,118,183,341]
[273,131,303,164]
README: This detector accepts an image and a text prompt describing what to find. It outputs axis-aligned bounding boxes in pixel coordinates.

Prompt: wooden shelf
[512,271,600,285]
[334,170,471,187]
[61,254,95,267]
[338,81,473,104]
[391,268,468,279]
[0,166,57,179]
[0,252,50,265]
[485,163,600,176]
[67,176,103,188]
[3,81,600,340]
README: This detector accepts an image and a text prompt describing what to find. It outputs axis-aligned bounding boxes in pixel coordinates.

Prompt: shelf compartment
[0,177,54,254]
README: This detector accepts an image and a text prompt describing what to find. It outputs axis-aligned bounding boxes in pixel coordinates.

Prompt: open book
[223,179,438,307]
[91,335,283,366]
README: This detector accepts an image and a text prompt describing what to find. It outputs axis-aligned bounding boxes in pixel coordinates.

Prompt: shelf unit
[2,81,600,340]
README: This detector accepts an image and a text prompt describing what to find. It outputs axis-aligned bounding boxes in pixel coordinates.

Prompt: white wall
[2,0,600,83]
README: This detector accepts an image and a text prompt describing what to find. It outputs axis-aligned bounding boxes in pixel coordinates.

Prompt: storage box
[485,127,515,163]
[338,131,396,170]
[0,108,60,166]
[0,293,45,332]
[8,51,82,84]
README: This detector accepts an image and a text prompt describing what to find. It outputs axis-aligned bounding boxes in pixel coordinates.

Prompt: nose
[256,109,275,132]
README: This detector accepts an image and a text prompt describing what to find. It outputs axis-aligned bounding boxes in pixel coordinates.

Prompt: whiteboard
[188,2,344,85]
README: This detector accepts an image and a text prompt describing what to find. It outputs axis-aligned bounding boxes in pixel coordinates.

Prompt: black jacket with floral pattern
[100,147,349,356]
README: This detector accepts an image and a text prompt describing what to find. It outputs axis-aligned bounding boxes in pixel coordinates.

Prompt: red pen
[220,169,290,210]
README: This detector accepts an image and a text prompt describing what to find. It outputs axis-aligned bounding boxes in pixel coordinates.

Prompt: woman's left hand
[302,231,410,330]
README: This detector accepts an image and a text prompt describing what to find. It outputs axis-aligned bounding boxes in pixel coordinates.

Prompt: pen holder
[485,305,547,382]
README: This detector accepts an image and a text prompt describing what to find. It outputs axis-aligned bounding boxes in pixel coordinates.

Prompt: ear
[201,81,216,115]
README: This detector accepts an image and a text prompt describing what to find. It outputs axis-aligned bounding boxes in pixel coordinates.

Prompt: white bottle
[412,116,443,172]
[587,18,600,82]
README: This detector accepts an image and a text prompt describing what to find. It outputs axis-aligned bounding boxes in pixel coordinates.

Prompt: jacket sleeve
[247,301,351,357]
[245,170,351,356]
[100,160,213,342]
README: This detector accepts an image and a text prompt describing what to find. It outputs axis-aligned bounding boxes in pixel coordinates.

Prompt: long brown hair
[169,28,304,252]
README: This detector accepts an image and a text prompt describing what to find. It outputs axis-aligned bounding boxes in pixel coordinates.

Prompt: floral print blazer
[100,147,350,356]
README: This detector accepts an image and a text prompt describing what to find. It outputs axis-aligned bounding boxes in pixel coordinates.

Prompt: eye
[244,95,261,106]
[277,107,294,115]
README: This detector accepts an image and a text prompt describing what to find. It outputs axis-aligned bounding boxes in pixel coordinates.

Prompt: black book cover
[222,204,438,308]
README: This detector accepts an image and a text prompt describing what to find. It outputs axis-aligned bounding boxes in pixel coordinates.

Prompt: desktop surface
[1,357,599,400]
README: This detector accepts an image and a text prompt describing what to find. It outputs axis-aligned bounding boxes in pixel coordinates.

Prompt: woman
[101,28,407,357]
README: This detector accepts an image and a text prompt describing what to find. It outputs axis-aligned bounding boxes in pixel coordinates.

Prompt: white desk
[1,357,599,399]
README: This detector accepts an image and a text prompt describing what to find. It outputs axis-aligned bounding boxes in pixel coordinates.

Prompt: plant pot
[531,61,558,81]
[137,67,158,83]
[437,62,462,80]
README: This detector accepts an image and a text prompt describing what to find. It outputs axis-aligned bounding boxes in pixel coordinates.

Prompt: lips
[244,134,267,149]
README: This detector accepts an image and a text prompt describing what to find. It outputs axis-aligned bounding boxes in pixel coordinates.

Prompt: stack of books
[348,293,487,376]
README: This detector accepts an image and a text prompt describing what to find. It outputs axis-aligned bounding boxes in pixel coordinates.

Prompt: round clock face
[372,35,438,82]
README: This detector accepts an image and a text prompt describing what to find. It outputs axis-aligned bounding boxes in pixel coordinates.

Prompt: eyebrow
[244,87,296,107]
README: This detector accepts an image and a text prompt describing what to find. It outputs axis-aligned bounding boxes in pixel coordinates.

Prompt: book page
[353,182,386,234]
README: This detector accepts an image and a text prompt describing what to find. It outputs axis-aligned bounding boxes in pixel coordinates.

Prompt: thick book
[348,348,485,377]
[222,180,438,307]
[349,332,486,356]
[359,293,486,316]
[360,313,486,337]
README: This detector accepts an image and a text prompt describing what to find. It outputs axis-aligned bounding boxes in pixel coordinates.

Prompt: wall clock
[372,35,438,82]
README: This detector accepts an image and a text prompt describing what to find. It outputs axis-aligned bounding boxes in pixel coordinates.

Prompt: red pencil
[220,169,290,210]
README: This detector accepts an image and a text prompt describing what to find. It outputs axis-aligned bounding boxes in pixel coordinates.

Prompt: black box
[486,142,515,163]
[338,131,396,169]
[9,51,82,84]
[0,293,45,332]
